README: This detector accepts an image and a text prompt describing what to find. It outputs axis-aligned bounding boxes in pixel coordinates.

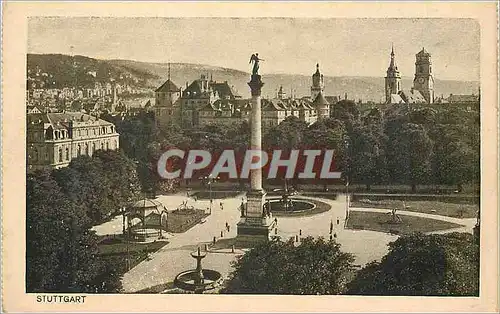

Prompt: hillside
[27,54,479,102]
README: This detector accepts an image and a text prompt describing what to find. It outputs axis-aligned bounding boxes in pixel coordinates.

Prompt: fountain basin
[266,198,316,213]
[174,269,223,292]
[129,228,161,242]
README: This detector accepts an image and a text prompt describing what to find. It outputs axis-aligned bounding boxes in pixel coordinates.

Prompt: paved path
[121,194,474,293]
[121,193,245,293]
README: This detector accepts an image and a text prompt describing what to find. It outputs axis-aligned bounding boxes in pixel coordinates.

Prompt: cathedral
[385,46,435,104]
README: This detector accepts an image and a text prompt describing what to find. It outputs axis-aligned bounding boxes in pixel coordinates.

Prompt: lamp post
[344,138,351,221]
[201,175,219,215]
[160,208,169,238]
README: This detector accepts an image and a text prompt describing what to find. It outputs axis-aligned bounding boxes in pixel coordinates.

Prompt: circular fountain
[173,247,223,293]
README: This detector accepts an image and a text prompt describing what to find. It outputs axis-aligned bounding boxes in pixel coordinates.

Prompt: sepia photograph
[2,2,498,313]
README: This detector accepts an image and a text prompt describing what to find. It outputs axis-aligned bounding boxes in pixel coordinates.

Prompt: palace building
[27,112,120,171]
[154,63,334,131]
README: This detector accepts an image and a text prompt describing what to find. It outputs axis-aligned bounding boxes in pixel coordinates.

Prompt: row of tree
[222,232,479,295]
[108,100,479,193]
[27,150,142,292]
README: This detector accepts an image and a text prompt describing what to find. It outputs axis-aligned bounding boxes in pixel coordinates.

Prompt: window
[59,148,63,162]
[85,143,89,155]
[101,142,104,150]
[106,142,109,150]
[65,147,69,160]
[77,145,81,157]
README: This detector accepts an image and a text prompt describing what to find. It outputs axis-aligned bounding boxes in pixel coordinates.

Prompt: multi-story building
[154,78,182,127]
[27,112,120,171]
[413,47,435,104]
[154,73,241,129]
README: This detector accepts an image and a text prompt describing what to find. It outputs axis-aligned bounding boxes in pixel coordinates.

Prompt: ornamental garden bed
[351,199,478,218]
[345,211,463,235]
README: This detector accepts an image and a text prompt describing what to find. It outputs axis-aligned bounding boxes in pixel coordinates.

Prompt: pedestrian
[220,230,224,237]
[336,218,340,225]
[227,225,230,232]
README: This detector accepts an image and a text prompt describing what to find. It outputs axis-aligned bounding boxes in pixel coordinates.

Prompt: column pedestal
[236,190,275,241]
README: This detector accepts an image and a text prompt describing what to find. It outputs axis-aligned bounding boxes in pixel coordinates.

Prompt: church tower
[385,45,402,103]
[311,63,324,100]
[413,47,435,104]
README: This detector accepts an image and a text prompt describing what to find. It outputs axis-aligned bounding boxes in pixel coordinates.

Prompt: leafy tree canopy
[222,237,355,295]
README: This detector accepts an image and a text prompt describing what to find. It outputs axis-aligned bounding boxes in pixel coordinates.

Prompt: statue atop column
[249,53,264,76]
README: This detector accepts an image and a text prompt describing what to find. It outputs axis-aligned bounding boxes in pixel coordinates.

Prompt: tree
[386,123,433,191]
[92,149,142,207]
[263,116,309,150]
[350,122,388,190]
[53,151,141,224]
[53,156,113,224]
[222,237,355,294]
[347,232,479,296]
[27,170,99,292]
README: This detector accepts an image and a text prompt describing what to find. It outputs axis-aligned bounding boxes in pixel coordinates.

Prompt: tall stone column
[249,75,264,192]
[236,74,275,241]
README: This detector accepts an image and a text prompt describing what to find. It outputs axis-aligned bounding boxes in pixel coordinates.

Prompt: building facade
[27,112,120,171]
[311,63,325,101]
[385,46,402,103]
[413,47,435,104]
[154,74,241,129]
[154,78,182,127]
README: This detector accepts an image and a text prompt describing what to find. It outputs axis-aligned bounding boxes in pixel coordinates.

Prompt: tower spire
[389,45,396,69]
[168,62,171,80]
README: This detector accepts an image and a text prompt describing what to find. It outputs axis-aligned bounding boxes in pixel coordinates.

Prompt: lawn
[167,208,209,233]
[191,190,241,199]
[351,199,479,218]
[346,211,463,235]
[98,238,168,273]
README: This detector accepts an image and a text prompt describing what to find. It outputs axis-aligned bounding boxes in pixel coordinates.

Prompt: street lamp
[201,175,219,215]
[160,208,169,238]
[343,138,351,221]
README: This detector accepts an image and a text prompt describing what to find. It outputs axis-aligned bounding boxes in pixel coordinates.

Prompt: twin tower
[385,46,435,104]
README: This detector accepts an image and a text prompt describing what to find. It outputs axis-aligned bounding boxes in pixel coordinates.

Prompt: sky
[28,17,480,81]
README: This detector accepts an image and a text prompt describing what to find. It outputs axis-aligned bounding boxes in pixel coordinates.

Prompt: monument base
[236,190,276,242]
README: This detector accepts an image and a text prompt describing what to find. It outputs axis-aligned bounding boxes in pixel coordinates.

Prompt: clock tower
[413,47,434,104]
